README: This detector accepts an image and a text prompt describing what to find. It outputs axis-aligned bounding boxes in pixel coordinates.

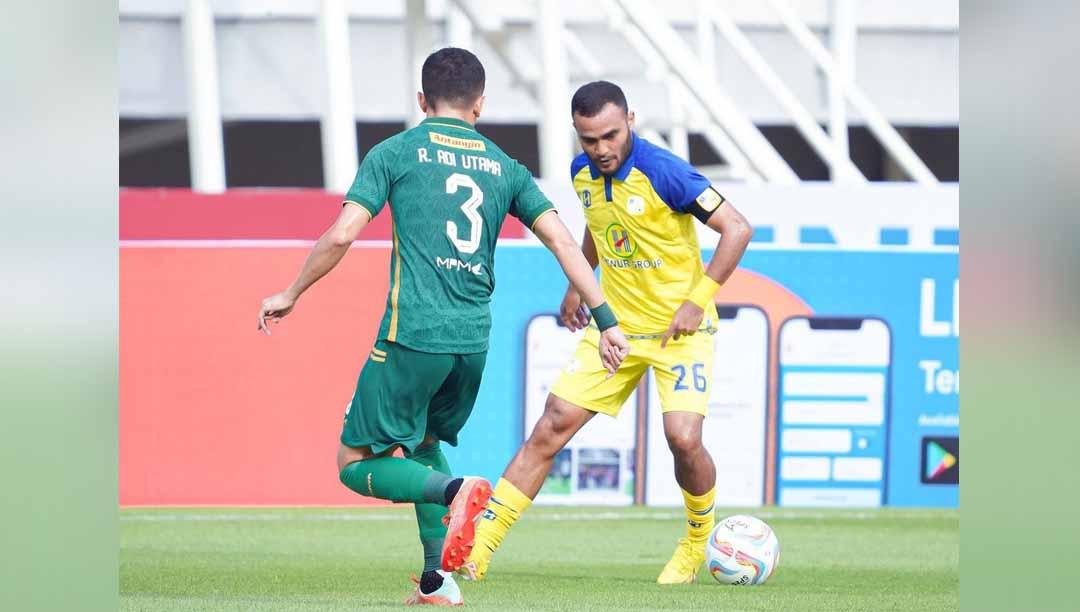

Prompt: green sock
[420,536,443,575]
[339,455,453,504]
[407,443,452,573]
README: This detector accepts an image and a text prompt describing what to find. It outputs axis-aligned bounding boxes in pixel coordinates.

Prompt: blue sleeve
[570,154,590,180]
[641,149,712,213]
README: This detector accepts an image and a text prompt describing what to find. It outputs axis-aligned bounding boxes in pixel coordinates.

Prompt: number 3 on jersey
[446,173,484,254]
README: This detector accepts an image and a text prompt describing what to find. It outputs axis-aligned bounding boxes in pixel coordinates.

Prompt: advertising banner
[523,316,637,506]
[120,186,957,508]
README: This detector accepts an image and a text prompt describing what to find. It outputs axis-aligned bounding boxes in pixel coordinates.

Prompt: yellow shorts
[549,327,715,417]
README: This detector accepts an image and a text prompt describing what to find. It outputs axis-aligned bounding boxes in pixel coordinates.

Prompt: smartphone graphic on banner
[523,315,637,506]
[777,317,892,507]
[646,305,769,507]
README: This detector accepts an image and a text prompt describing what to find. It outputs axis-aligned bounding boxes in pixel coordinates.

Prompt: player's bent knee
[336,442,375,473]
[665,430,703,456]
[524,418,564,459]
[544,395,587,431]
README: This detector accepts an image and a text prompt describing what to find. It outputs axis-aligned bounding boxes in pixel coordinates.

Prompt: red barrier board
[122,189,522,505]
[120,188,526,241]
[120,247,392,505]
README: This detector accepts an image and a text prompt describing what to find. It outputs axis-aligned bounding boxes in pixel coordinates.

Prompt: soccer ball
[705,514,780,586]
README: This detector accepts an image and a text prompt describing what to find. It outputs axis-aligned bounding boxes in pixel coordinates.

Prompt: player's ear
[472,95,485,121]
[417,92,428,114]
[626,110,635,131]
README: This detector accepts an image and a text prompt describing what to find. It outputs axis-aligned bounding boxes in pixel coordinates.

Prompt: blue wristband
[591,302,618,331]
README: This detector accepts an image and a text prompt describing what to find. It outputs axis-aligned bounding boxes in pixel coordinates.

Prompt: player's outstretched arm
[257,204,372,335]
[661,199,753,347]
[532,212,630,373]
[559,230,599,331]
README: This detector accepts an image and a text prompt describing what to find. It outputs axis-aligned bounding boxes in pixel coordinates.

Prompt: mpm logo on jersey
[920,436,959,485]
[604,223,637,258]
[580,189,591,208]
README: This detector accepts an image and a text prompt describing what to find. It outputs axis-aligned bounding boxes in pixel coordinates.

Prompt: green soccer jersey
[344,116,556,354]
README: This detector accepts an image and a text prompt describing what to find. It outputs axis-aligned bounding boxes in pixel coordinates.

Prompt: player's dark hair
[421,47,486,109]
[571,81,628,117]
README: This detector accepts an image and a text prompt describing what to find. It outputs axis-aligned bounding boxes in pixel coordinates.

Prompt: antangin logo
[581,189,592,208]
[429,132,486,151]
[604,223,637,258]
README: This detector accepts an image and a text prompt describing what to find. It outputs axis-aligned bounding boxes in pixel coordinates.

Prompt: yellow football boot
[656,537,705,584]
[456,543,491,581]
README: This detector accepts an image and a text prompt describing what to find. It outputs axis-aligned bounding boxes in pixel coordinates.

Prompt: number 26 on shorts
[672,363,707,392]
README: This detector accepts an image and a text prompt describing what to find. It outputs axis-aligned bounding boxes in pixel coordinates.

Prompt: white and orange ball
[706,515,780,586]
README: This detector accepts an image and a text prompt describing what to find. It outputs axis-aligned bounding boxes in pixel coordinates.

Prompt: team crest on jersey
[580,189,592,208]
[604,222,638,259]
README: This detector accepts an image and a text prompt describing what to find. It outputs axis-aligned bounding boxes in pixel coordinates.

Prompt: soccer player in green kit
[257,48,629,606]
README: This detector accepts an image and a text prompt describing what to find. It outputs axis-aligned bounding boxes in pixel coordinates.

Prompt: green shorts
[340,340,487,454]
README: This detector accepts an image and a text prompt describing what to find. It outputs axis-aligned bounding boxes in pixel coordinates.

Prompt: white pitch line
[120,509,949,523]
[120,512,684,523]
[118,238,541,249]
[121,513,413,522]
[117,239,955,253]
[118,239,391,249]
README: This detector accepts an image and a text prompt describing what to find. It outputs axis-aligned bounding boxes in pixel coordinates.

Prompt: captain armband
[686,187,726,224]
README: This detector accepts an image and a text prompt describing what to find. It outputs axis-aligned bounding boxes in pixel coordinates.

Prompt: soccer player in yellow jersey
[442,80,754,585]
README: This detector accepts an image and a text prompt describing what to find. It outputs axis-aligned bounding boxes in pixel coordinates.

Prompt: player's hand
[661,300,705,348]
[257,291,297,336]
[559,287,591,331]
[598,326,630,376]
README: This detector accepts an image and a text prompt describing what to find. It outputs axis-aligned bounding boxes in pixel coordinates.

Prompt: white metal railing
[705,2,866,183]
[318,0,359,192]
[449,0,538,100]
[537,0,572,180]
[610,0,801,183]
[827,0,855,166]
[582,2,753,180]
[767,0,939,185]
[168,0,945,191]
[181,0,226,193]
[606,0,939,185]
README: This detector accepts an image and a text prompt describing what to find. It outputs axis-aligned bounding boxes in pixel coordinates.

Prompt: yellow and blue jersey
[571,132,720,335]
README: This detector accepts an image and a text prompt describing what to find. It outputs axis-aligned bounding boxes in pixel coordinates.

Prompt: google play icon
[926,442,956,479]
[921,436,959,484]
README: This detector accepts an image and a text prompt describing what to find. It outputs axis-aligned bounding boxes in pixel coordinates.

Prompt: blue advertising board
[443,245,958,508]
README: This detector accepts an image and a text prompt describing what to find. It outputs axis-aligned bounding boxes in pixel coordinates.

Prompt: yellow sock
[682,487,716,544]
[470,478,532,569]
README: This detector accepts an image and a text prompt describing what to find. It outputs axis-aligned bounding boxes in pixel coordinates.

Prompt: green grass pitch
[121,506,957,611]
